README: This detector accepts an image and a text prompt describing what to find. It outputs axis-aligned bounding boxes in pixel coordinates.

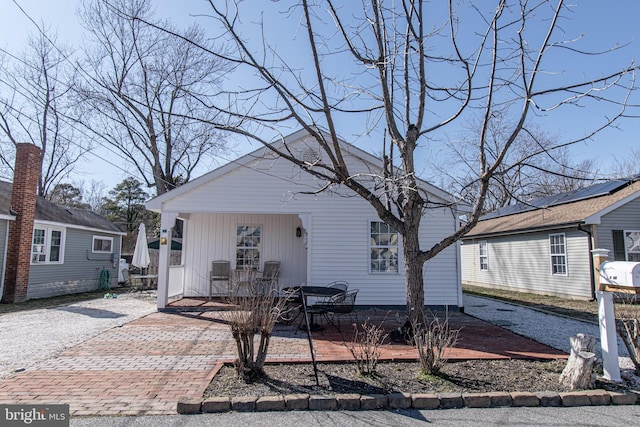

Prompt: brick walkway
[0,308,566,416]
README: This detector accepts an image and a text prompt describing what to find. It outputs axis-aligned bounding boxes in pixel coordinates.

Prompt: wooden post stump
[560,334,597,390]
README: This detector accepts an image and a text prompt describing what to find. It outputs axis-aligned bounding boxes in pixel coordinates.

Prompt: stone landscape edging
[177,389,638,414]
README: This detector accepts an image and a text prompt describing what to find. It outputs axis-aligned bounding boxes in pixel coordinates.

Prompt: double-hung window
[31,226,65,264]
[478,241,488,271]
[370,221,398,273]
[236,225,261,269]
[549,233,567,275]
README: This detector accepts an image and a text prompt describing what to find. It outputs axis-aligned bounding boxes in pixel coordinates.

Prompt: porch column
[298,213,311,285]
[157,211,178,309]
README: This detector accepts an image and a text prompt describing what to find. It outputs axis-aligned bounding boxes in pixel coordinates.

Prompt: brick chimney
[2,143,41,303]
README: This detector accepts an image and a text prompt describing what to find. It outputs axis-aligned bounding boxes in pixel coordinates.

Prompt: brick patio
[0,307,567,416]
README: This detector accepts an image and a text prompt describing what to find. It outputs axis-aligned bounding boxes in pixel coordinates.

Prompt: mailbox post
[592,248,622,382]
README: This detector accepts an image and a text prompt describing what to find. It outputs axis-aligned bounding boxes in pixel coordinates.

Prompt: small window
[370,221,399,273]
[236,225,261,269]
[31,226,65,264]
[478,241,488,271]
[549,233,567,275]
[92,236,113,253]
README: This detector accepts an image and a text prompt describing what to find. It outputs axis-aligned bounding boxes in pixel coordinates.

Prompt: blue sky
[1,0,639,192]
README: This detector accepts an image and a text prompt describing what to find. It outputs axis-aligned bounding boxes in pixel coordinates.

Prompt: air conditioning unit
[599,261,640,292]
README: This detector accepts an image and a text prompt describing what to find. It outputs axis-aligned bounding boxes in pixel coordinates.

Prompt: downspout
[577,223,596,300]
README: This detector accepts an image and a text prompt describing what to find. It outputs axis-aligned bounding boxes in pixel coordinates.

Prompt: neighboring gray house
[461,177,640,300]
[0,144,125,302]
[146,129,465,310]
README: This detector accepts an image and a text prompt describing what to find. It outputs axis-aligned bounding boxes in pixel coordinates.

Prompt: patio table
[282,285,345,331]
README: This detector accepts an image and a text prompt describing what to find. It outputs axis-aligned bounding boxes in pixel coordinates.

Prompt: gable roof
[147,129,458,211]
[464,177,640,238]
[0,180,123,234]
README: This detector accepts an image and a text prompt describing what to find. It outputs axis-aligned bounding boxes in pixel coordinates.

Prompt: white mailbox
[599,261,640,290]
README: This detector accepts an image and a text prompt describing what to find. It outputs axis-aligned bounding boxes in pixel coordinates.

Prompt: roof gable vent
[302,148,321,165]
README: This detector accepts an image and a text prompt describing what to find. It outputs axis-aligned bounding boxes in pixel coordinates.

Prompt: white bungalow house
[461,176,640,300]
[146,130,465,310]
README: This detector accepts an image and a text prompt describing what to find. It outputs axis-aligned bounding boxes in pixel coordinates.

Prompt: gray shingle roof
[0,180,121,233]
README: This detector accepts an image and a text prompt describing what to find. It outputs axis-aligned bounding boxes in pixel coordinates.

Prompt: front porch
[155,212,310,309]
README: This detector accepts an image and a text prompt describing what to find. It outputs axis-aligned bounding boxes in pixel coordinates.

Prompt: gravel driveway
[0,291,156,379]
[464,294,639,380]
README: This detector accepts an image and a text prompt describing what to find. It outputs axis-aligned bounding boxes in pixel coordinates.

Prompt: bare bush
[218,272,288,380]
[344,320,389,376]
[615,294,640,374]
[412,312,460,375]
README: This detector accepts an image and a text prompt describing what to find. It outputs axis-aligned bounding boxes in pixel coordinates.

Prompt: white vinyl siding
[478,241,488,271]
[461,229,591,299]
[549,233,567,275]
[92,236,113,253]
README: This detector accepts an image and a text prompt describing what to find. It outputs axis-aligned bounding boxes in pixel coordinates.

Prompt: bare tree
[173,1,636,325]
[442,116,598,211]
[0,30,86,196]
[526,153,597,199]
[77,0,230,195]
[613,147,640,178]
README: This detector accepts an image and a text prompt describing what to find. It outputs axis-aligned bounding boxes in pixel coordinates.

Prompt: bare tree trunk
[403,227,425,327]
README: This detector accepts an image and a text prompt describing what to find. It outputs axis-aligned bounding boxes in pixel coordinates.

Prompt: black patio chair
[315,280,349,304]
[312,289,359,332]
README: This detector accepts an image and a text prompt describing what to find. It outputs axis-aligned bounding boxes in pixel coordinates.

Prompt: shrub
[412,311,459,375]
[345,319,389,375]
[219,270,289,380]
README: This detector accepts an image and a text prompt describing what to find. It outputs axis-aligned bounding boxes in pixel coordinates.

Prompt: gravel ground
[463,294,640,385]
[0,291,156,379]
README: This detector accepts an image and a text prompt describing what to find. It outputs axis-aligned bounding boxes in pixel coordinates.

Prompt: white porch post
[157,211,179,309]
[298,213,310,286]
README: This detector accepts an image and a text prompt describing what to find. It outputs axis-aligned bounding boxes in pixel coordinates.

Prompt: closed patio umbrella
[132,223,150,274]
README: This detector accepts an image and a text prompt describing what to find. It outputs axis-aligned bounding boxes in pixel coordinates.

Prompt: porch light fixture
[160,237,168,245]
[296,227,302,237]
